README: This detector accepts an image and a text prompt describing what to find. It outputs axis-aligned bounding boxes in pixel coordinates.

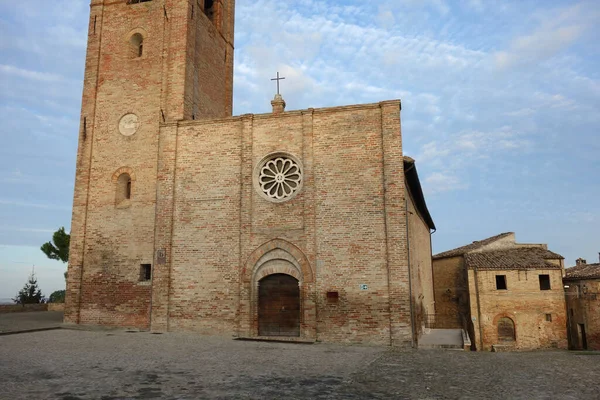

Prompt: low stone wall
[0,304,48,313]
[48,303,65,312]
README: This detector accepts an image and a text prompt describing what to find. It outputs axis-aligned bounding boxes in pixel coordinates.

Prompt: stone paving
[0,311,64,334]
[0,329,598,399]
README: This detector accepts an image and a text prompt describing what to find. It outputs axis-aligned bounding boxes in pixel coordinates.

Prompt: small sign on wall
[359,284,368,291]
[156,249,166,265]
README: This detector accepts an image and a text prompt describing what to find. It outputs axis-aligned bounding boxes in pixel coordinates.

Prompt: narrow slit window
[545,313,552,322]
[539,274,551,290]
[127,0,153,4]
[496,275,507,290]
[130,33,144,58]
[116,173,132,204]
[126,179,132,199]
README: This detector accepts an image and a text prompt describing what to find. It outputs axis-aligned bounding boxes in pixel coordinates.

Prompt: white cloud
[0,64,64,82]
[464,0,484,12]
[0,199,70,211]
[396,0,450,15]
[505,108,536,117]
[493,4,595,70]
[424,172,468,194]
[0,226,55,234]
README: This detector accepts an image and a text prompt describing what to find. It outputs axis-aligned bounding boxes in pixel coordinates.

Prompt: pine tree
[41,227,70,263]
[13,273,45,304]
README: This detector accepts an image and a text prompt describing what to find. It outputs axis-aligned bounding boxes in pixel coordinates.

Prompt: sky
[0,0,598,300]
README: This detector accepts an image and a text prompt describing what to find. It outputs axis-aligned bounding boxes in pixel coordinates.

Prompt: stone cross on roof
[271,72,285,95]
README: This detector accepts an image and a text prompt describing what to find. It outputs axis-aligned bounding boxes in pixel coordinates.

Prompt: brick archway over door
[239,239,316,339]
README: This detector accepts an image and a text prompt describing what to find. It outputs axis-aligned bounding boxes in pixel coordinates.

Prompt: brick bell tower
[65,0,235,327]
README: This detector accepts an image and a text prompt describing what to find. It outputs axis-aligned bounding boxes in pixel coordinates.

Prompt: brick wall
[432,256,466,329]
[468,268,567,350]
[565,278,600,350]
[66,0,429,346]
[406,187,434,337]
[66,0,235,329]
[149,101,418,345]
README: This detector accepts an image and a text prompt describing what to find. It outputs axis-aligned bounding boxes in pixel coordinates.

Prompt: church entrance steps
[235,336,315,345]
[418,329,465,350]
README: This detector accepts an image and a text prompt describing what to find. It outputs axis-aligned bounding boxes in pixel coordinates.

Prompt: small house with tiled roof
[564,256,600,350]
[432,232,567,351]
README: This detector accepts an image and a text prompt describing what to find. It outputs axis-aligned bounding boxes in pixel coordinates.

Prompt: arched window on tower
[116,173,132,204]
[204,0,215,21]
[130,33,144,58]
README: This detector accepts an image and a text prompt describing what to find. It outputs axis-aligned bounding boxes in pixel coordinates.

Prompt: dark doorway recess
[258,274,300,337]
[579,324,588,350]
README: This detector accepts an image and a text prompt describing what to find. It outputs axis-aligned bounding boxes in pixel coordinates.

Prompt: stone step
[235,336,316,344]
[418,343,464,350]
[418,328,466,350]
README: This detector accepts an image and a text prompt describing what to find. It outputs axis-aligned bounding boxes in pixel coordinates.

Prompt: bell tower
[65,0,236,327]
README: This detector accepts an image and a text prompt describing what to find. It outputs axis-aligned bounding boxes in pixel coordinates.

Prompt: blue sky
[0,0,598,300]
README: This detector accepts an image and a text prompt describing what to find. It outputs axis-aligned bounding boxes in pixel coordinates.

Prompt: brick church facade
[65,0,436,346]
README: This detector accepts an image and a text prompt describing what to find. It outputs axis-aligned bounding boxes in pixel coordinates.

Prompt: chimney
[576,258,586,266]
[271,94,286,114]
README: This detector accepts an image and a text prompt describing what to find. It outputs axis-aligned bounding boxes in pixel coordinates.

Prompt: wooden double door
[258,274,300,337]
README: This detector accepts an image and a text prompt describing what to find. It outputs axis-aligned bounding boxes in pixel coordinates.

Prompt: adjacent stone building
[564,257,600,350]
[432,233,568,351]
[64,0,436,346]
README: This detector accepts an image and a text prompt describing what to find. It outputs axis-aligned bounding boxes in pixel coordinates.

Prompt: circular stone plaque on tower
[118,113,140,136]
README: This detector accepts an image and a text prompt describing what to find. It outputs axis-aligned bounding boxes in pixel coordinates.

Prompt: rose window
[258,156,303,201]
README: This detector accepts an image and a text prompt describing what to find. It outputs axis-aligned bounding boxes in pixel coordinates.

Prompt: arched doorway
[497,317,516,342]
[258,274,300,337]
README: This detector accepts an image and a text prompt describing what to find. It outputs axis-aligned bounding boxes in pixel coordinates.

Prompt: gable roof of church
[433,232,514,259]
[403,157,435,231]
[564,263,600,281]
[464,247,563,270]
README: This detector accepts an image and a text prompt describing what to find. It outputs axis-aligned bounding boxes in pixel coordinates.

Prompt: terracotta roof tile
[433,232,514,259]
[464,247,563,270]
[564,263,600,280]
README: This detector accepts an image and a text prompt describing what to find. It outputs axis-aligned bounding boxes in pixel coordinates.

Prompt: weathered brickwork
[66,0,235,329]
[66,0,436,346]
[433,234,568,351]
[432,256,467,329]
[564,260,600,351]
[468,268,567,351]
[564,278,600,350]
[405,188,434,336]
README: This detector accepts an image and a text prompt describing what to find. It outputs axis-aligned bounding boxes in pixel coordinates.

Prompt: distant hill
[0,298,14,305]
